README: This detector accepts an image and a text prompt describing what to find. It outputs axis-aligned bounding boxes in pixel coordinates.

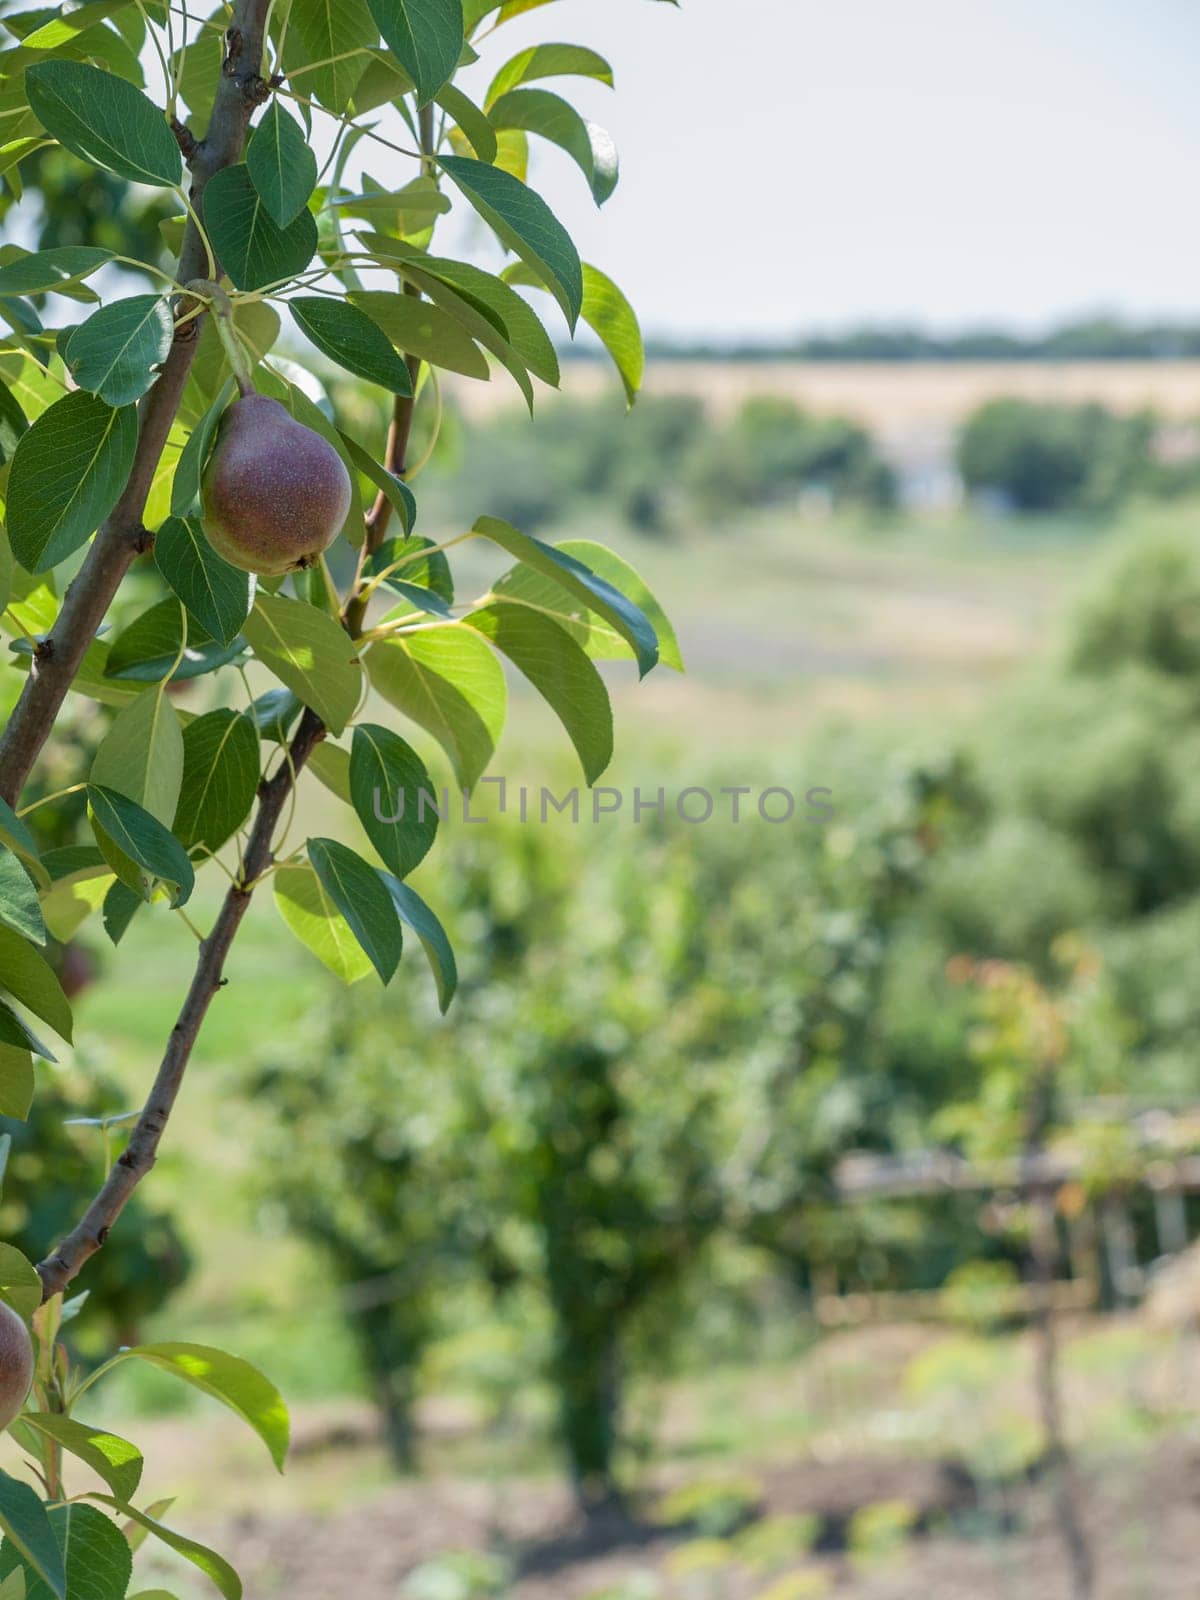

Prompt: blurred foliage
[424,394,895,536]
[956,397,1189,513]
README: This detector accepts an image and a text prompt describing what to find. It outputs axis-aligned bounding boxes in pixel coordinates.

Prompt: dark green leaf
[0,800,43,884]
[203,165,317,292]
[5,391,138,572]
[494,536,682,669]
[473,515,658,675]
[307,837,402,983]
[380,873,457,1011]
[0,1501,129,1600]
[464,601,612,782]
[241,593,362,736]
[289,296,413,393]
[155,514,253,646]
[504,258,641,403]
[348,290,489,379]
[173,709,260,853]
[364,627,505,789]
[439,155,582,327]
[364,535,452,600]
[0,1471,65,1600]
[0,1001,55,1063]
[0,247,111,297]
[286,0,377,114]
[26,60,181,186]
[364,0,463,103]
[349,723,437,877]
[246,101,317,227]
[251,687,302,744]
[65,295,173,406]
[489,88,617,203]
[101,879,141,944]
[103,596,245,682]
[0,847,44,946]
[338,435,417,535]
[0,383,27,465]
[86,785,195,906]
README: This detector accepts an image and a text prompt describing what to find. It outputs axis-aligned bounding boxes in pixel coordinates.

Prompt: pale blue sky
[447,0,1200,340]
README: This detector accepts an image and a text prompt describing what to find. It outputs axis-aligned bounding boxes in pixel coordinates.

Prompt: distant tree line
[617,317,1200,363]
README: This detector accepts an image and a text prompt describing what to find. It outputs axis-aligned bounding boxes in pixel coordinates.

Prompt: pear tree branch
[0,0,277,808]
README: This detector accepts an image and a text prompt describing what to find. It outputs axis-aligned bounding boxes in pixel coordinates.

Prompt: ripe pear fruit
[201,395,352,576]
[0,1300,33,1432]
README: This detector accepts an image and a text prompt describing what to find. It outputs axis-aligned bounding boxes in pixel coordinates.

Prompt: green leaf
[101,879,141,945]
[364,0,462,102]
[0,802,44,886]
[15,1416,142,1502]
[0,1004,55,1065]
[202,165,317,292]
[307,837,402,983]
[0,385,27,468]
[364,535,451,600]
[103,597,244,682]
[170,382,234,517]
[337,434,416,534]
[435,83,496,162]
[5,391,138,573]
[364,626,506,789]
[438,155,582,327]
[346,236,560,385]
[0,1474,64,1600]
[0,928,72,1042]
[25,60,181,186]
[505,259,641,403]
[306,739,351,802]
[110,1343,289,1470]
[273,863,372,984]
[155,515,253,646]
[349,724,437,878]
[246,102,317,227]
[485,41,612,105]
[64,295,173,407]
[241,593,362,736]
[380,873,456,1011]
[89,1499,240,1600]
[289,297,413,394]
[172,710,259,854]
[489,88,616,204]
[0,1242,41,1320]
[493,536,681,669]
[473,516,658,675]
[465,601,612,782]
[0,1048,33,1121]
[90,686,184,824]
[286,0,376,114]
[0,248,111,298]
[85,786,194,906]
[0,849,44,947]
[348,290,489,379]
[251,687,302,744]
[19,1,134,49]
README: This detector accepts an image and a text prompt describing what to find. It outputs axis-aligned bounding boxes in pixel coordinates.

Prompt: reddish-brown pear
[0,1300,33,1432]
[201,395,352,576]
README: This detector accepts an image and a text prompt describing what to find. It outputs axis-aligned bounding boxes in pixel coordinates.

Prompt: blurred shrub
[940,1260,1022,1332]
[1069,530,1200,682]
[846,1499,918,1569]
[734,1514,820,1572]
[429,392,894,536]
[402,1552,511,1600]
[957,398,1154,513]
[656,1476,763,1538]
